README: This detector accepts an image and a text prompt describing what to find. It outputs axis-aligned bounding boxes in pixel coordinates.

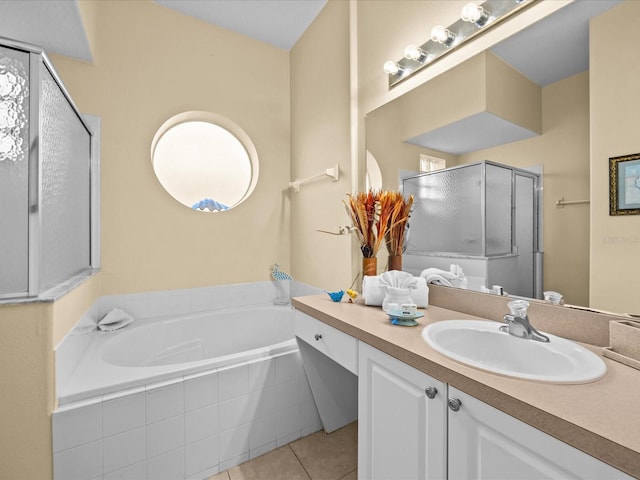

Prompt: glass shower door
[0,45,29,296]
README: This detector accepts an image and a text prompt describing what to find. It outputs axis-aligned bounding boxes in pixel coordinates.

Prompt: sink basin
[422,320,606,384]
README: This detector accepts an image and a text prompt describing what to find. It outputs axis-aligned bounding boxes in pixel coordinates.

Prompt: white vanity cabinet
[447,386,633,480]
[295,310,358,433]
[358,342,447,480]
[357,342,632,480]
[293,305,634,480]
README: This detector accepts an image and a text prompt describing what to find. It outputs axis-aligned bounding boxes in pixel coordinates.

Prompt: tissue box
[609,320,640,360]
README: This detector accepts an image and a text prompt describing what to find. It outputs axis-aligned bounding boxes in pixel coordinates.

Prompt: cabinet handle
[448,398,462,412]
[314,333,322,341]
[425,386,438,399]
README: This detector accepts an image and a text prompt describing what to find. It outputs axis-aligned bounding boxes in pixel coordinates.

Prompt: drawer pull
[425,386,438,399]
[314,333,323,341]
[448,398,462,412]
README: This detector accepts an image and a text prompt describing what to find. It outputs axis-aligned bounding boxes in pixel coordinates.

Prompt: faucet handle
[507,299,529,317]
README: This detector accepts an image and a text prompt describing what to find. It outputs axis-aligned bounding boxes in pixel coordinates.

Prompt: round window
[151,112,259,212]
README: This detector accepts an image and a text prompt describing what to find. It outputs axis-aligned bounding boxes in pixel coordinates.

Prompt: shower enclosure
[402,161,542,299]
[0,38,99,300]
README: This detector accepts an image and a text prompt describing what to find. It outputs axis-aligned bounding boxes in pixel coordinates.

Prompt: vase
[388,254,402,271]
[362,257,377,277]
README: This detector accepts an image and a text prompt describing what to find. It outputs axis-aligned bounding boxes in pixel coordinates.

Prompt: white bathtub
[53,304,321,479]
[103,305,295,367]
[58,305,297,404]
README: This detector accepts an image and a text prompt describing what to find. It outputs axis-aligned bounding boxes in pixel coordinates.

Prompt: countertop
[292,294,640,478]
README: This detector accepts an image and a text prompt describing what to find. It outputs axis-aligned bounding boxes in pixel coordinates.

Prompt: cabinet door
[358,342,446,480]
[448,387,633,480]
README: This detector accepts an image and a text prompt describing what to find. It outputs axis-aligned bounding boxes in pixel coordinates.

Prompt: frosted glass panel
[485,164,513,255]
[0,46,29,295]
[515,174,535,297]
[404,164,483,255]
[40,64,91,290]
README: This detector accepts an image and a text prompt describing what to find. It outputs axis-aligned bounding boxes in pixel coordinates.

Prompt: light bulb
[461,2,490,27]
[404,45,426,62]
[383,60,403,75]
[430,25,455,46]
[461,3,481,22]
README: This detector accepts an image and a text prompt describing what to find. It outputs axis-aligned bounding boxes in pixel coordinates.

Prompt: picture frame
[609,153,640,216]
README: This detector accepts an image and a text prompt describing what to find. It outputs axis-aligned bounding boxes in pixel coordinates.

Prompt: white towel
[363,275,429,307]
[97,308,134,332]
[378,270,419,290]
[420,264,468,289]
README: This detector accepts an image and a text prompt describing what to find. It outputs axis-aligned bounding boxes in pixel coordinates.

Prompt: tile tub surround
[292,294,640,479]
[52,350,323,480]
[52,281,324,480]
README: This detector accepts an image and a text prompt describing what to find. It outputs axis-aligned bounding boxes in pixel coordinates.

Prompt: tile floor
[210,422,357,480]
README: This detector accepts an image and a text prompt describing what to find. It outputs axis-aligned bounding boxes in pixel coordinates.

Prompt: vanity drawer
[295,310,358,374]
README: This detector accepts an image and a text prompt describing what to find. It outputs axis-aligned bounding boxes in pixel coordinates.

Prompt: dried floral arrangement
[344,190,383,258]
[344,189,414,258]
[382,191,414,256]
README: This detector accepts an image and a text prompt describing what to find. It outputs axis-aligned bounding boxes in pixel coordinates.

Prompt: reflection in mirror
[366,1,622,309]
[402,161,541,299]
[366,151,382,191]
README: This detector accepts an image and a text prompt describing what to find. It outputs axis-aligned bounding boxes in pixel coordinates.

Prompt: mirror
[366,1,621,310]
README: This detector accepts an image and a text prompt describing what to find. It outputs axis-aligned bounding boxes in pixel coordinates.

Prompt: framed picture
[610,153,640,215]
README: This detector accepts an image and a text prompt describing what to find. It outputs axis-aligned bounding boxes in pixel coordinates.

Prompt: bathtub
[58,305,296,403]
[53,305,322,480]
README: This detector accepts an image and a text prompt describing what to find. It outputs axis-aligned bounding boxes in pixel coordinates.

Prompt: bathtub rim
[56,304,297,406]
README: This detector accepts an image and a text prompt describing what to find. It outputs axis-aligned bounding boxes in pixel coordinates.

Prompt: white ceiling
[0,0,92,62]
[490,0,622,87]
[0,0,327,59]
[154,0,327,51]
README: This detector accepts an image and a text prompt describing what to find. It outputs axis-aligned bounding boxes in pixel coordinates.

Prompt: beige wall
[0,302,54,480]
[50,0,291,296]
[590,2,640,314]
[52,275,101,349]
[290,0,353,288]
[459,72,590,306]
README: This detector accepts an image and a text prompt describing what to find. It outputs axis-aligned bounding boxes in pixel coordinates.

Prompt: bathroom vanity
[292,294,640,480]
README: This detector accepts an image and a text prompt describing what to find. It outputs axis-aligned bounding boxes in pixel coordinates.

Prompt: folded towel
[420,264,468,289]
[378,270,419,290]
[363,275,429,307]
[98,308,134,332]
[422,272,454,287]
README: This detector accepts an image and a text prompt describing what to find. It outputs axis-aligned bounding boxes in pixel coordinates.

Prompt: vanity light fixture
[461,2,492,27]
[430,25,456,46]
[383,60,404,76]
[384,0,537,88]
[404,45,430,63]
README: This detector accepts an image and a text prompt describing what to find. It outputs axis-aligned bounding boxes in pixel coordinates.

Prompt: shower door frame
[0,36,100,300]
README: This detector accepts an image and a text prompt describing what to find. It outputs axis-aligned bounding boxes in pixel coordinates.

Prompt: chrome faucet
[499,300,550,343]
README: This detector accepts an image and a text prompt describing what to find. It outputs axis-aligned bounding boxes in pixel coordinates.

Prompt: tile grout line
[287,444,314,480]
[337,468,357,480]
